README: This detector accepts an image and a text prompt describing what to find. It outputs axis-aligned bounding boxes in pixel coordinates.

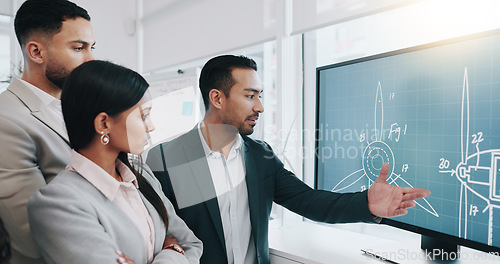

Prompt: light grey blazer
[28,166,203,264]
[0,79,71,264]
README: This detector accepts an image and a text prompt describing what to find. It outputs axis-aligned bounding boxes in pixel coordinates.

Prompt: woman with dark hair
[0,217,11,264]
[27,60,202,264]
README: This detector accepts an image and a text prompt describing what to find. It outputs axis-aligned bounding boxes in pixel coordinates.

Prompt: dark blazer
[146,127,375,264]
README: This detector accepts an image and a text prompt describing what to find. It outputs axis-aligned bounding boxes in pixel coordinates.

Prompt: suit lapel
[8,78,69,144]
[138,192,165,253]
[181,127,227,252]
[203,196,226,253]
[243,139,260,248]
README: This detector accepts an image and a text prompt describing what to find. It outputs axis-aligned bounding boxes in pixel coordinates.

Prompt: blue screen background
[317,31,500,248]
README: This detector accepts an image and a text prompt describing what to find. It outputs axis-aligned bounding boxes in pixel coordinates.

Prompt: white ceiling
[0,0,13,16]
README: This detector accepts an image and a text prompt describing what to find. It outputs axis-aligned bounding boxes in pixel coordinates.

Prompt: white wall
[74,0,139,70]
[142,0,278,72]
[9,0,140,71]
[0,0,13,16]
[292,0,417,34]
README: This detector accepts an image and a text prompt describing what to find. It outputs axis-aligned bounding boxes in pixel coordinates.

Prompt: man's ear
[94,112,111,134]
[25,41,44,65]
[209,89,224,110]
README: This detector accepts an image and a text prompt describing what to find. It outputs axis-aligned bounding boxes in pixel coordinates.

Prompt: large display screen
[316,29,500,252]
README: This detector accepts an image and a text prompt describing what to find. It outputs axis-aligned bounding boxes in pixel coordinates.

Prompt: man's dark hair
[199,55,257,110]
[14,0,91,46]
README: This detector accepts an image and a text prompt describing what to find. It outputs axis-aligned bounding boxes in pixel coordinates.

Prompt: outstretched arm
[368,163,431,218]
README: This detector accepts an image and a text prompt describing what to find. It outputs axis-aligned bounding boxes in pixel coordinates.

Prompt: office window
[0,15,11,92]
[310,0,500,68]
[146,41,278,144]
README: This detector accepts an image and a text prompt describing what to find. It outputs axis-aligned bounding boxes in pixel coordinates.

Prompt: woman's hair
[61,60,168,229]
[0,217,11,264]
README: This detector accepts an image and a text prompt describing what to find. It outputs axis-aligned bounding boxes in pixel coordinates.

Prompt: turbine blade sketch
[366,81,437,217]
[458,183,468,238]
[393,176,439,217]
[280,113,298,174]
[374,81,384,141]
[461,68,470,164]
[332,169,366,192]
[338,80,439,219]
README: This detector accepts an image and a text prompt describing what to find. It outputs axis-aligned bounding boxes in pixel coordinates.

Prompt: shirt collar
[17,78,59,107]
[66,150,139,201]
[197,122,243,158]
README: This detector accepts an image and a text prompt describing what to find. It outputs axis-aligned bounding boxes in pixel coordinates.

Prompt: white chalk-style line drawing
[439,67,500,246]
[332,82,439,218]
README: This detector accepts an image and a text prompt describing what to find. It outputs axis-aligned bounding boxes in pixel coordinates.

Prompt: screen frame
[314,28,500,254]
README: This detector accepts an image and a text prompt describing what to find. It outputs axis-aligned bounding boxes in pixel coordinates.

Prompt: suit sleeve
[141,164,203,264]
[261,142,376,224]
[0,116,46,258]
[28,184,130,264]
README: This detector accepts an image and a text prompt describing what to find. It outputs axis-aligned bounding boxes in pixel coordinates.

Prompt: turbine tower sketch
[439,67,500,246]
[332,81,439,218]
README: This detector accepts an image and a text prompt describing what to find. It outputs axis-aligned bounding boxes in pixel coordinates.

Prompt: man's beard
[220,116,254,136]
[238,125,254,135]
[46,63,71,89]
[237,115,259,135]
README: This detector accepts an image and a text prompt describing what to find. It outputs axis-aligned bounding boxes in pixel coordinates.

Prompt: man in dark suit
[146,55,430,264]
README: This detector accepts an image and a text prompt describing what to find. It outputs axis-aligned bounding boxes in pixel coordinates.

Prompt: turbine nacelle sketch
[439,67,500,246]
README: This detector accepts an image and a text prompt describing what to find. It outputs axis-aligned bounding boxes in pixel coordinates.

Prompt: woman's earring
[100,131,110,145]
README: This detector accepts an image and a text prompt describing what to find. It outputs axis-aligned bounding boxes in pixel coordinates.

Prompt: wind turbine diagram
[438,67,500,246]
[332,81,439,218]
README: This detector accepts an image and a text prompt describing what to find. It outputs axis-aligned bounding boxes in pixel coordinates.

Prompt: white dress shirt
[66,150,156,263]
[19,78,65,124]
[197,123,257,264]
